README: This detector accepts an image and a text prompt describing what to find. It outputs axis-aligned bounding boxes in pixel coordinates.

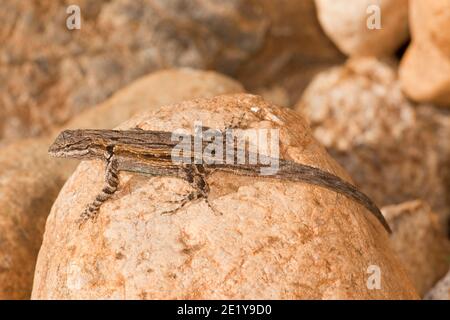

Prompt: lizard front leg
[77,156,119,226]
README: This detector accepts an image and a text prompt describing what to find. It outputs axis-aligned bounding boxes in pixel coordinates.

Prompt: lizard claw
[204,198,222,216]
[158,190,223,216]
[159,192,197,215]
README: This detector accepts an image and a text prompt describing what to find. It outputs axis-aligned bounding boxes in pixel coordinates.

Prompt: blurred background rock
[0,0,343,145]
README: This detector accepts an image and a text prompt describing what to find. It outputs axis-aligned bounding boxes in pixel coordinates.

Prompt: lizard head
[48,130,99,159]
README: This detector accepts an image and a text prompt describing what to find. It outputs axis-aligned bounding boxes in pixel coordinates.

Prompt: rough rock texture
[0,69,243,300]
[382,200,450,296]
[314,0,409,57]
[425,270,450,300]
[400,0,450,107]
[0,0,342,145]
[32,94,418,299]
[296,58,450,227]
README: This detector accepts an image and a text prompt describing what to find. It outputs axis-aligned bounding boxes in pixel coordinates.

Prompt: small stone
[382,200,450,296]
[399,0,450,107]
[314,0,409,57]
[425,270,450,300]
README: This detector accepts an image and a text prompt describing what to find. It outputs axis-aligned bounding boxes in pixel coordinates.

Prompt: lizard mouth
[48,150,66,157]
[48,144,63,157]
[48,147,90,158]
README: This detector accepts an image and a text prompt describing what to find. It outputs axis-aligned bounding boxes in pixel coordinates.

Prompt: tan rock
[0,138,75,300]
[296,58,449,227]
[399,0,450,107]
[32,94,418,299]
[314,0,409,57]
[425,270,450,300]
[0,69,243,299]
[0,0,342,144]
[382,200,450,296]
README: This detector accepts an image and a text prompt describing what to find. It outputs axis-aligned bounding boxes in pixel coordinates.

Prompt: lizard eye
[55,131,67,147]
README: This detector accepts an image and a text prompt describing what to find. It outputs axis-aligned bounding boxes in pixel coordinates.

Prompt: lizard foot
[159,191,201,215]
[159,191,221,216]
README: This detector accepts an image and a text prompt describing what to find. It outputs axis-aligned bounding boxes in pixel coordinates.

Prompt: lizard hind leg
[191,166,222,216]
[160,168,220,216]
[77,158,120,227]
[189,167,221,216]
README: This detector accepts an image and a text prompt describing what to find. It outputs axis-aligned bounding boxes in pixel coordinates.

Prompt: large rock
[314,0,409,57]
[296,58,450,228]
[382,200,450,296]
[0,69,243,299]
[399,0,450,107]
[32,94,418,299]
[0,0,342,145]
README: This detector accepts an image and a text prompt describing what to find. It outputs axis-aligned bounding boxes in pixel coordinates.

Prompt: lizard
[48,128,392,233]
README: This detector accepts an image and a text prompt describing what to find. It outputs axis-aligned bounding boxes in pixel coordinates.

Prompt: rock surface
[296,58,450,227]
[425,270,450,300]
[0,139,75,300]
[382,200,450,296]
[32,94,418,299]
[400,0,450,107]
[314,0,409,57]
[0,69,243,300]
[0,0,342,145]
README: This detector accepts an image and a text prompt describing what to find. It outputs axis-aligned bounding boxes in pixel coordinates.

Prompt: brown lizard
[48,129,391,233]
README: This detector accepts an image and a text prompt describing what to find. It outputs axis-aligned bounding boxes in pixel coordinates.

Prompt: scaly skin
[48,129,391,233]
